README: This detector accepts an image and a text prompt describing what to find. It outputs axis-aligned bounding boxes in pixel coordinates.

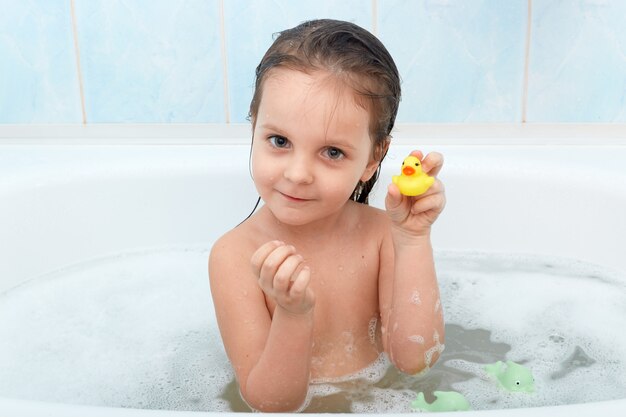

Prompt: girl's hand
[385,150,446,240]
[251,241,315,315]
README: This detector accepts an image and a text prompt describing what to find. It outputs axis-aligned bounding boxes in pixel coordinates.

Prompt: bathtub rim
[1,396,625,417]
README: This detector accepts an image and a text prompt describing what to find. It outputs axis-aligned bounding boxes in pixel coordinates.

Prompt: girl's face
[251,68,380,226]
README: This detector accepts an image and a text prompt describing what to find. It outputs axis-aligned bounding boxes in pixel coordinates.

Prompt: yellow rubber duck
[392,155,435,196]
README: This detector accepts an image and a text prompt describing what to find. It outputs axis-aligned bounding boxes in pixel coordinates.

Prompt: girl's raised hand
[385,150,446,240]
[251,241,315,315]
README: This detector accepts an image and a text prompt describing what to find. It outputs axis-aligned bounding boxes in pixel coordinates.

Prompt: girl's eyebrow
[259,123,289,137]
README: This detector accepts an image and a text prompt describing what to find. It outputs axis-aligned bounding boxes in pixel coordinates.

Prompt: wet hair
[249,19,401,204]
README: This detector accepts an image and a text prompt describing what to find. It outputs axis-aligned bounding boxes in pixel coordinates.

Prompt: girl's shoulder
[349,200,390,224]
[209,221,259,281]
[211,221,256,259]
[347,201,392,239]
[209,207,277,266]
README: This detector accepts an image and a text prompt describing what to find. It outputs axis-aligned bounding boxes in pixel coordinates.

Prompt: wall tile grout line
[521,0,533,123]
[371,0,378,37]
[69,0,87,124]
[219,0,231,123]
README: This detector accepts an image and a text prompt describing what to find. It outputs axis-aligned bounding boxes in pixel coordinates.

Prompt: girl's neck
[255,203,357,245]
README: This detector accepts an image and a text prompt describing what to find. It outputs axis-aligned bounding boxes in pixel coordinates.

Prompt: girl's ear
[360,137,390,182]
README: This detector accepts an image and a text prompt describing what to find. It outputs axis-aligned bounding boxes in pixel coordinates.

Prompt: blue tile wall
[527,0,626,122]
[74,0,223,122]
[1,0,624,124]
[0,1,81,123]
[379,0,527,122]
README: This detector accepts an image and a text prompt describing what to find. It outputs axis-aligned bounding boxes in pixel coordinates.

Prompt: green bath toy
[411,391,471,412]
[484,360,534,392]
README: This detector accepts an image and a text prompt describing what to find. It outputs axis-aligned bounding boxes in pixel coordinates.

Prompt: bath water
[0,246,624,412]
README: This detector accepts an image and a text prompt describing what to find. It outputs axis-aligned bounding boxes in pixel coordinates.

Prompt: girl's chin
[263,201,319,225]
[270,209,313,226]
[268,204,349,228]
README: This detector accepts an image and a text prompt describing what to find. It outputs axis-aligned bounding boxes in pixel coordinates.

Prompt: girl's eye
[325,147,345,160]
[268,135,290,148]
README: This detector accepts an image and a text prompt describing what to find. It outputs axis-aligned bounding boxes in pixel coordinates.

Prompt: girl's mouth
[279,191,311,202]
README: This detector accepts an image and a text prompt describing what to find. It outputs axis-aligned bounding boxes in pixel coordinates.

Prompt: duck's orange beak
[403,166,415,176]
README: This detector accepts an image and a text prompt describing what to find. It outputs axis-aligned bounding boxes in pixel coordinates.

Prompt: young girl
[209,19,446,412]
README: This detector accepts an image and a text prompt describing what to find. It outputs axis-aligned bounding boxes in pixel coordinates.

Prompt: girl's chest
[262,238,385,378]
[265,242,381,329]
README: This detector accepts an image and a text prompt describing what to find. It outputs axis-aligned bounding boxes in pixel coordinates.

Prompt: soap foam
[0,249,625,412]
[0,246,233,411]
[437,251,626,410]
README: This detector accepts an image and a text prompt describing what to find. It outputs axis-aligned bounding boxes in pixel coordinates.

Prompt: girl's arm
[379,151,446,374]
[209,238,315,412]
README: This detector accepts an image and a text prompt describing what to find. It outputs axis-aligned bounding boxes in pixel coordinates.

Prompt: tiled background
[1,0,625,124]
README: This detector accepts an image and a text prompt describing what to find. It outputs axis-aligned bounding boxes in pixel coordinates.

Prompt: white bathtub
[1,125,625,416]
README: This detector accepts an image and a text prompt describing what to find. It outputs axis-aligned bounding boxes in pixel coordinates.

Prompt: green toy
[484,361,534,393]
[411,391,471,412]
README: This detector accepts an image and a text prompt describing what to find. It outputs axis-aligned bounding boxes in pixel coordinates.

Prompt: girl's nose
[283,156,314,184]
